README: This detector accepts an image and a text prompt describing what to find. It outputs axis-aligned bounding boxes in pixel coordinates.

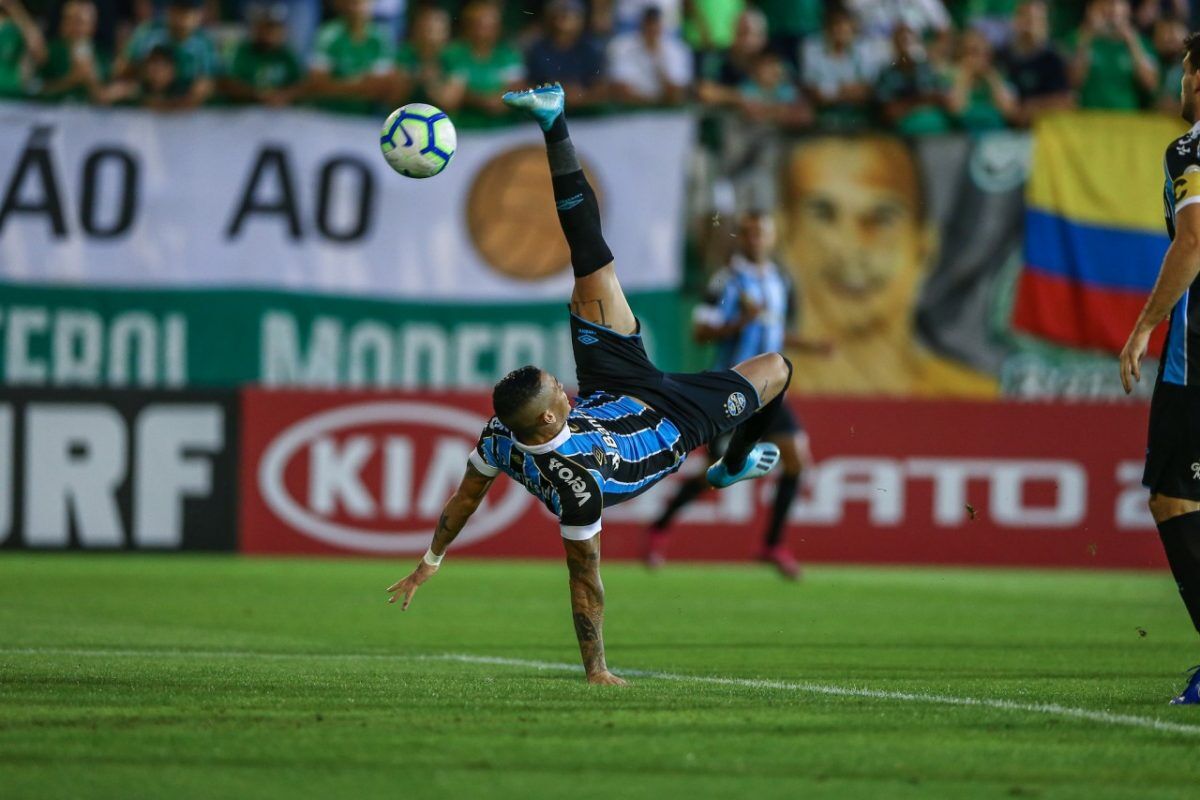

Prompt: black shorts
[708,403,803,459]
[1143,381,1200,501]
[570,313,761,451]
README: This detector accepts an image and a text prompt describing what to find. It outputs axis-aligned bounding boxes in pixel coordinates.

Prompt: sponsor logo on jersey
[591,445,606,466]
[724,391,747,417]
[576,328,599,346]
[547,457,592,505]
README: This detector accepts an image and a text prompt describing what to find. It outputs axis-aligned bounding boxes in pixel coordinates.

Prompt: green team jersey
[227,40,302,92]
[954,75,1012,132]
[310,18,392,114]
[683,0,745,50]
[38,38,110,101]
[0,19,28,97]
[123,21,220,86]
[1070,32,1153,110]
[441,40,523,128]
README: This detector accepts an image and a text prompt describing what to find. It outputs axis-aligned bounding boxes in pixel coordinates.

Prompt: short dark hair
[492,365,546,432]
[1186,32,1200,73]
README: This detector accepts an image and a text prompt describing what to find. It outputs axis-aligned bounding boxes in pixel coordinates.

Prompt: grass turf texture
[1,556,1199,799]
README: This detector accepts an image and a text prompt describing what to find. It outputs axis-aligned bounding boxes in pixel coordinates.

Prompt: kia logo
[257,401,529,552]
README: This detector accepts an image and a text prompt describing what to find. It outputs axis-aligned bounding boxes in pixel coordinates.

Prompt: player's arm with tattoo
[563,536,627,685]
[386,463,494,609]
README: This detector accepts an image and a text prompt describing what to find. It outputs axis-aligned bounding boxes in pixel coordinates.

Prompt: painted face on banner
[780,137,931,338]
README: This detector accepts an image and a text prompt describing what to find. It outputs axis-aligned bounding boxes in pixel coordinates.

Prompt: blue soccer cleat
[1169,665,1200,705]
[706,442,781,489]
[502,83,565,131]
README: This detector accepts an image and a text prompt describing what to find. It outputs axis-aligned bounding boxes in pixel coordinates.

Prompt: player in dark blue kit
[1119,32,1200,705]
[387,84,794,685]
[647,210,825,579]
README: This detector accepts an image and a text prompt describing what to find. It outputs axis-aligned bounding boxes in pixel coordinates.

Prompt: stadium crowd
[0,0,1195,129]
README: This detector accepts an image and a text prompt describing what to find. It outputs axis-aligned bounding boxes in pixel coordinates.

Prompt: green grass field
[2,555,1199,799]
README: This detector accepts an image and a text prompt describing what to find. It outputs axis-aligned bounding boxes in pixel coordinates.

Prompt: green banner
[0,283,685,389]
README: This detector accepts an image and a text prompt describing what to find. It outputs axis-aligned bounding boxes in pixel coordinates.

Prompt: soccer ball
[379,103,457,179]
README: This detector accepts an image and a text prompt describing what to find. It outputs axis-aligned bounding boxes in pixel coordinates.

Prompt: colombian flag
[1012,112,1184,356]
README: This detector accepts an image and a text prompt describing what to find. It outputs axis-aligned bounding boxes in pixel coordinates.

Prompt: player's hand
[587,670,628,686]
[1118,325,1152,394]
[386,561,438,610]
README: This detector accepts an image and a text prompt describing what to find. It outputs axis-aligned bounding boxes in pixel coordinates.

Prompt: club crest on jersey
[576,328,599,346]
[724,391,747,417]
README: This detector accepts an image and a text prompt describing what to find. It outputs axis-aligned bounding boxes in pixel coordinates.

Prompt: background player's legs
[506,85,636,335]
[758,431,811,580]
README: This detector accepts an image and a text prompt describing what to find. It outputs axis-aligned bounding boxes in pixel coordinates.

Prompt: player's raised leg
[502,83,636,335]
[707,352,793,488]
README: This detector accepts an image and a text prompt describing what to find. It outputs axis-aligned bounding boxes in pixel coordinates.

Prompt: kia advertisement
[0,389,239,550]
[238,390,1165,569]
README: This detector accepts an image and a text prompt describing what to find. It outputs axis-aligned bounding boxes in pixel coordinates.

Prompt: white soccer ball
[379,103,457,179]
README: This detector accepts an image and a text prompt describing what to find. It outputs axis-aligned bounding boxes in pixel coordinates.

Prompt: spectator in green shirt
[113,0,218,109]
[683,0,745,54]
[1151,13,1186,114]
[946,28,1018,132]
[0,0,46,97]
[220,2,304,106]
[1069,0,1158,110]
[392,4,462,109]
[441,0,525,127]
[755,0,822,69]
[37,0,106,102]
[307,0,394,115]
[876,23,952,137]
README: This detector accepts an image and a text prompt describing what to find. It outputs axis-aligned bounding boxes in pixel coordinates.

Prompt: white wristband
[422,548,444,567]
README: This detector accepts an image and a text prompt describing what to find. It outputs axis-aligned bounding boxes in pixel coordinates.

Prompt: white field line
[3,646,1199,737]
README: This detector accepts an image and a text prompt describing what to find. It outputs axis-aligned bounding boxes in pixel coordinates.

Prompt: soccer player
[387,84,794,685]
[646,210,819,579]
[1119,31,1200,706]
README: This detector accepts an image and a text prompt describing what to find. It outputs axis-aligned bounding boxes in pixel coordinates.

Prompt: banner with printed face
[0,104,689,301]
[0,388,239,551]
[239,389,1164,570]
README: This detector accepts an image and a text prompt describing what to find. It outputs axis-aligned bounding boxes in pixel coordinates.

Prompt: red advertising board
[239,389,1165,569]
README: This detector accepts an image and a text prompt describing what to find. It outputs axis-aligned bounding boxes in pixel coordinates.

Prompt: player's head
[60,0,97,40]
[737,209,776,264]
[1181,32,1200,123]
[780,137,931,337]
[165,0,203,40]
[492,365,571,440]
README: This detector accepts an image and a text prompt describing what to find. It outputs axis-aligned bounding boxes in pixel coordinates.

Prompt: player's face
[781,138,928,336]
[1182,53,1197,123]
[541,371,571,424]
[739,216,775,262]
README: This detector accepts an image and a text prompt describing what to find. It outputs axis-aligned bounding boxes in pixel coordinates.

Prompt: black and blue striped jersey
[693,256,796,370]
[467,393,686,540]
[1161,121,1200,385]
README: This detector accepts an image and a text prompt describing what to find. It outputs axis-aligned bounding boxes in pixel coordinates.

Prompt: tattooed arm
[563,535,627,685]
[386,463,494,609]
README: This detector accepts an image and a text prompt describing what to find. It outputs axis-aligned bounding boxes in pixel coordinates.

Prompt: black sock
[543,120,612,279]
[653,475,708,530]
[763,472,800,549]
[724,357,793,473]
[1158,511,1200,636]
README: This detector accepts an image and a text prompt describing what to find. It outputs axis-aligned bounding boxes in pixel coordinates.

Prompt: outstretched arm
[386,463,494,609]
[563,535,626,685]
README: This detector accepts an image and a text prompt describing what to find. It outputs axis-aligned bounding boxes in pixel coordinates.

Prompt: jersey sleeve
[467,426,501,478]
[1176,165,1200,215]
[543,455,604,541]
